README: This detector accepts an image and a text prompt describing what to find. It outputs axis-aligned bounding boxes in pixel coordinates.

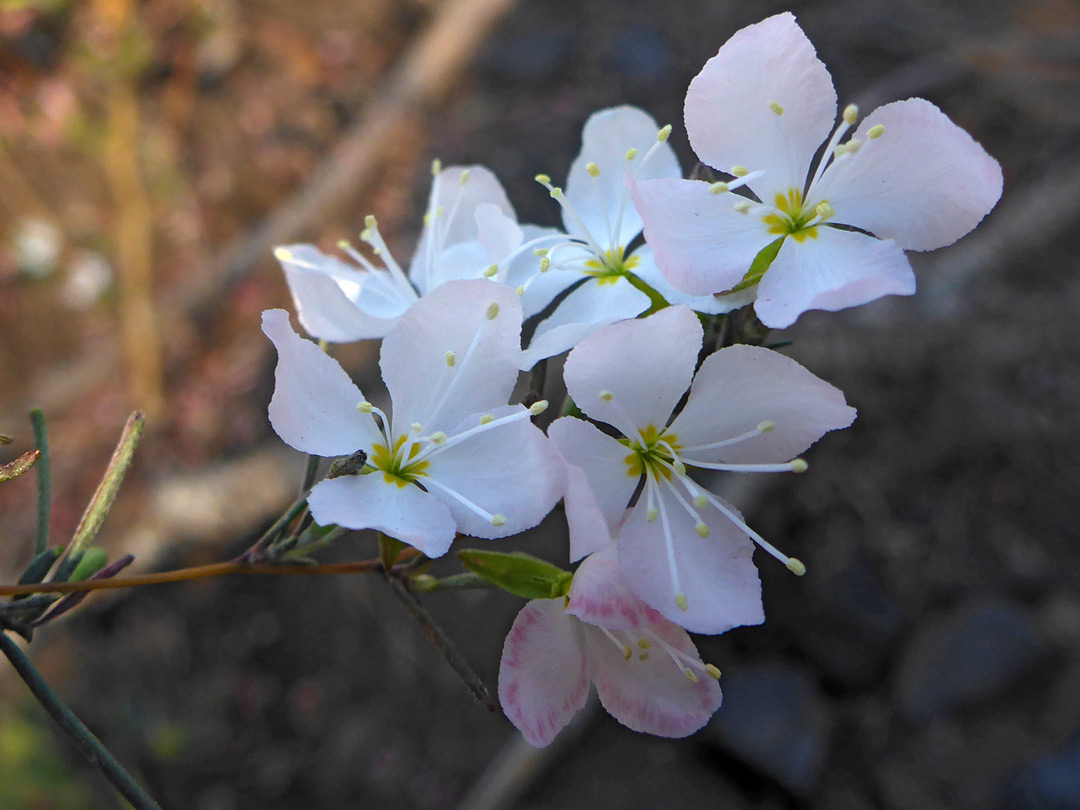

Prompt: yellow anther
[357,401,373,413]
[709,181,729,195]
[731,165,750,177]
[336,239,352,251]
[758,420,775,433]
[445,351,456,367]
[483,264,498,278]
[480,414,495,425]
[431,158,442,175]
[486,302,500,320]
[360,228,372,241]
[430,431,447,445]
[516,285,525,297]
[273,246,293,262]
[843,103,859,125]
[534,173,551,185]
[411,422,423,432]
[693,494,708,508]
[646,507,659,523]
[846,138,863,155]
[364,214,378,230]
[675,593,689,611]
[672,458,686,475]
[423,212,433,226]
[491,513,507,526]
[625,147,639,161]
[637,638,650,649]
[528,400,549,416]
[639,653,650,662]
[459,169,470,185]
[533,248,549,257]
[550,187,564,200]
[734,201,751,214]
[868,124,885,140]
[791,458,808,473]
[695,522,710,538]
[657,124,672,142]
[786,557,807,576]
[623,646,633,662]
[768,100,784,116]
[705,664,722,680]
[598,390,613,402]
[586,161,600,177]
[539,256,551,272]
[815,201,835,220]
[684,667,699,683]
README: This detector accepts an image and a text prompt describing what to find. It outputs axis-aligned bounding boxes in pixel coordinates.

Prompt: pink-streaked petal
[519,275,651,370]
[754,227,917,328]
[381,280,523,432]
[567,543,652,631]
[410,165,515,292]
[633,177,773,296]
[684,12,837,202]
[421,412,564,540]
[813,98,1003,251]
[548,417,638,561]
[499,599,591,748]
[564,106,680,251]
[262,309,381,457]
[669,344,856,464]
[618,489,764,635]
[307,473,457,558]
[586,612,722,737]
[630,245,752,315]
[563,305,702,437]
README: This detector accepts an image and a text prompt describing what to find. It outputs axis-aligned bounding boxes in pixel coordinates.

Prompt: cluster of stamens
[593,623,722,684]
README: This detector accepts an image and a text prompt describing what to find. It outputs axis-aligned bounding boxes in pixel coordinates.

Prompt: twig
[0,632,165,810]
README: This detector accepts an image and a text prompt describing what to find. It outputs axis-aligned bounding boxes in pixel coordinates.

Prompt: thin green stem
[0,631,165,810]
[30,409,50,556]
[300,455,320,493]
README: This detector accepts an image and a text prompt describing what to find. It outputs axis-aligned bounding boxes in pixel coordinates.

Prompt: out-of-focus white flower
[11,218,63,279]
[60,250,112,310]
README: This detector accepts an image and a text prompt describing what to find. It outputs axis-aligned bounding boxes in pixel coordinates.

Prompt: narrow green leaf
[30,408,51,555]
[457,549,572,600]
[69,548,109,582]
[379,532,404,570]
[16,547,62,588]
[720,237,784,295]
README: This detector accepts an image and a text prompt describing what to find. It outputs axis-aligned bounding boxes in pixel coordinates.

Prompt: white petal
[518,267,581,321]
[562,305,702,437]
[812,98,1003,251]
[307,473,457,558]
[684,12,837,201]
[754,227,917,328]
[564,106,680,251]
[633,177,774,296]
[618,490,764,635]
[499,599,591,748]
[410,165,514,292]
[431,240,490,284]
[630,245,752,315]
[587,613,722,737]
[548,417,639,562]
[519,276,650,370]
[421,412,564,539]
[277,244,410,341]
[566,543,651,630]
[380,280,523,432]
[669,344,856,464]
[475,202,524,266]
[262,309,381,457]
[501,224,566,299]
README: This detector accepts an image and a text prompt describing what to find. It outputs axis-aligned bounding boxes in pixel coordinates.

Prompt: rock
[896,599,1045,722]
[1005,742,1080,810]
[706,662,834,795]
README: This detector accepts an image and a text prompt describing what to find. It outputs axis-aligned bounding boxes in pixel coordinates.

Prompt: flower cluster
[262,13,1000,746]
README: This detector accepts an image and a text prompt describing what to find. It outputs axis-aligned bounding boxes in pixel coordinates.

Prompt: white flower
[273,164,558,342]
[633,12,1003,328]
[518,105,747,370]
[499,543,722,748]
[262,280,564,558]
[548,306,856,633]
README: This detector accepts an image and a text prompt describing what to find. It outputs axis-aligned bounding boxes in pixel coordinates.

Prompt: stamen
[412,406,537,463]
[482,264,497,278]
[637,638,650,649]
[709,181,729,194]
[459,169,470,185]
[787,558,807,576]
[431,158,442,176]
[791,459,808,473]
[528,400,549,416]
[768,100,784,116]
[679,457,808,474]
[533,247,548,257]
[696,522,709,538]
[411,422,423,433]
[868,124,885,140]
[534,173,551,185]
[423,475,500,524]
[733,201,751,214]
[598,390,613,402]
[675,594,689,611]
[684,668,698,683]
[586,161,600,177]
[359,215,413,293]
[273,246,293,262]
[843,103,859,125]
[491,514,506,527]
[705,664,722,680]
[357,401,373,414]
[625,147,638,161]
[681,421,773,453]
[480,414,495,425]
[731,166,750,177]
[599,626,633,661]
[815,202,834,220]
[647,507,659,522]
[445,351,456,367]
[428,431,447,445]
[696,487,803,573]
[656,124,672,142]
[486,302,500,320]
[759,420,775,434]
[648,472,687,614]
[539,256,551,271]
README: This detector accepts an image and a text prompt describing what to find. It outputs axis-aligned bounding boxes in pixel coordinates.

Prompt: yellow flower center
[622,424,681,479]
[369,434,430,488]
[583,246,642,286]
[761,188,827,243]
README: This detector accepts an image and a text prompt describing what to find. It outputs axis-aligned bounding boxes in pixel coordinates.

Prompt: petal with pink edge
[563,305,702,438]
[307,473,457,558]
[633,177,773,297]
[566,543,652,630]
[262,309,381,457]
[618,488,764,635]
[548,416,639,561]
[586,612,722,737]
[669,344,856,465]
[753,227,916,328]
[380,280,523,432]
[813,98,1003,251]
[684,12,837,202]
[499,598,591,748]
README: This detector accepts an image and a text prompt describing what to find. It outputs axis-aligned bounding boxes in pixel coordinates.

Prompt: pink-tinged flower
[273,164,559,342]
[518,106,747,370]
[633,12,1003,329]
[499,544,722,748]
[548,306,855,633]
[262,280,564,558]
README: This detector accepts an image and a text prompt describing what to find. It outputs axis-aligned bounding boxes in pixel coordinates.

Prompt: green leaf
[720,237,784,295]
[457,549,573,600]
[16,548,61,590]
[378,532,405,570]
[68,548,109,582]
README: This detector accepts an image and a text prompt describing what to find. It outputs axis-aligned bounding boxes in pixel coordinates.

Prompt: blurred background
[0,0,1078,807]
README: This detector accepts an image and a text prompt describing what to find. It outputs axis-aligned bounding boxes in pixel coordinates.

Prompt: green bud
[69,547,109,582]
[457,549,573,600]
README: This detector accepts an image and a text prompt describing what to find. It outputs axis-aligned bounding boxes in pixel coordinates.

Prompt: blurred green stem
[30,409,50,556]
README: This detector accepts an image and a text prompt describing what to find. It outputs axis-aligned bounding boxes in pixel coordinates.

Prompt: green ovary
[369,435,430,488]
